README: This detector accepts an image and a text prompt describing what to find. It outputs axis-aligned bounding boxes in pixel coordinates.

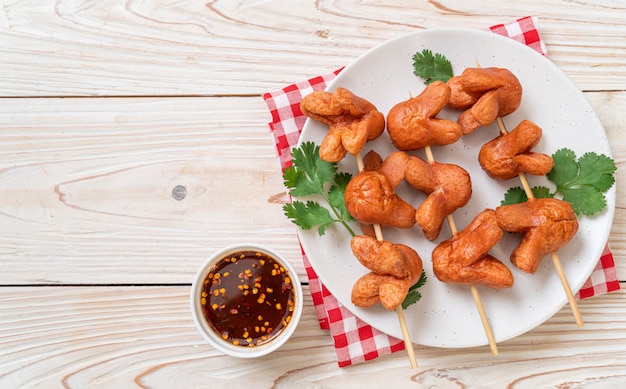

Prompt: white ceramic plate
[298,28,615,348]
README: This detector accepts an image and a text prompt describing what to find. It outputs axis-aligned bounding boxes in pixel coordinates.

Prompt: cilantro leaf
[532,186,553,199]
[412,49,453,84]
[328,172,355,223]
[500,185,554,205]
[402,270,427,309]
[561,185,607,216]
[282,165,317,197]
[547,148,579,186]
[501,148,616,216]
[547,148,616,215]
[501,187,528,205]
[573,152,616,192]
[284,142,337,197]
[282,142,355,236]
[283,201,336,236]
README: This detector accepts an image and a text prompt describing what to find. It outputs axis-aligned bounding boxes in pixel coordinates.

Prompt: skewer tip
[395,306,418,368]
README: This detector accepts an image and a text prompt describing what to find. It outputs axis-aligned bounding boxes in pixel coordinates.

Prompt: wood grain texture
[587,91,626,277]
[0,92,623,284]
[0,96,302,284]
[1,0,625,96]
[1,1,625,385]
[0,285,625,388]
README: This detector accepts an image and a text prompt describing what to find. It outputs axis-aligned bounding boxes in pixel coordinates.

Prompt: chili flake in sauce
[200,250,296,347]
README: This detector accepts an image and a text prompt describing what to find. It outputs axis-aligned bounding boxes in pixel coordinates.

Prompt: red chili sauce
[200,250,296,347]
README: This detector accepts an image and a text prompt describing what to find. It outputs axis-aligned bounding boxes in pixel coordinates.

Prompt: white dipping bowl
[190,243,303,358]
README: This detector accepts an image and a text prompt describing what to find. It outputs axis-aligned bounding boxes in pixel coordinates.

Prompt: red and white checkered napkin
[263,16,620,367]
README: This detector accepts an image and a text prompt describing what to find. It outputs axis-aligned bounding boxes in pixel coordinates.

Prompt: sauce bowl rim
[189,243,304,358]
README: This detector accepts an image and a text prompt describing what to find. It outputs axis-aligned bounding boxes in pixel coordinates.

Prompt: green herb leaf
[328,172,355,223]
[501,185,554,206]
[574,152,616,192]
[501,148,616,216]
[282,142,355,236]
[547,148,579,187]
[547,148,616,215]
[501,187,528,205]
[412,49,453,84]
[402,270,427,309]
[283,201,335,236]
[561,185,607,216]
[283,142,337,197]
[532,186,553,199]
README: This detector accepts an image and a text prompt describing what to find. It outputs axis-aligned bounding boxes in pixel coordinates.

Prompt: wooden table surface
[1,2,625,388]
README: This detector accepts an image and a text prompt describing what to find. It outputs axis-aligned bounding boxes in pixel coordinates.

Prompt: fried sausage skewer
[494,116,583,327]
[387,80,462,150]
[422,143,500,356]
[392,85,500,355]
[351,235,424,311]
[300,87,385,162]
[301,89,420,368]
[353,153,419,368]
[447,67,522,135]
[432,209,513,290]
[495,199,578,274]
[386,82,473,240]
[479,119,554,180]
[473,60,584,327]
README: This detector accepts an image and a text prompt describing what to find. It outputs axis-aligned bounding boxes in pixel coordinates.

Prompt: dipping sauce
[200,250,296,347]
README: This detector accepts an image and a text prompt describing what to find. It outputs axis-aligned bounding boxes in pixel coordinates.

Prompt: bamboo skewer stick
[424,145,499,356]
[420,92,499,354]
[473,57,583,327]
[355,152,419,368]
[494,117,584,328]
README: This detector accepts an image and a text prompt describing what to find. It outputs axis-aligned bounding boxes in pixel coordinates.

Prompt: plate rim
[297,27,615,348]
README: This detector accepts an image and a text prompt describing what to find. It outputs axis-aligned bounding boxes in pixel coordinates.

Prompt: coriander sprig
[412,49,454,84]
[501,148,616,215]
[282,142,356,236]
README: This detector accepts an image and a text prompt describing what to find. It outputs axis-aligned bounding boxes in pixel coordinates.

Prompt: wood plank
[0,96,302,284]
[0,285,624,388]
[1,3,623,387]
[586,91,626,276]
[0,93,624,284]
[1,1,625,96]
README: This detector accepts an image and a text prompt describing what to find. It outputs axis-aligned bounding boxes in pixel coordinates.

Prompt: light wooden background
[1,1,625,388]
